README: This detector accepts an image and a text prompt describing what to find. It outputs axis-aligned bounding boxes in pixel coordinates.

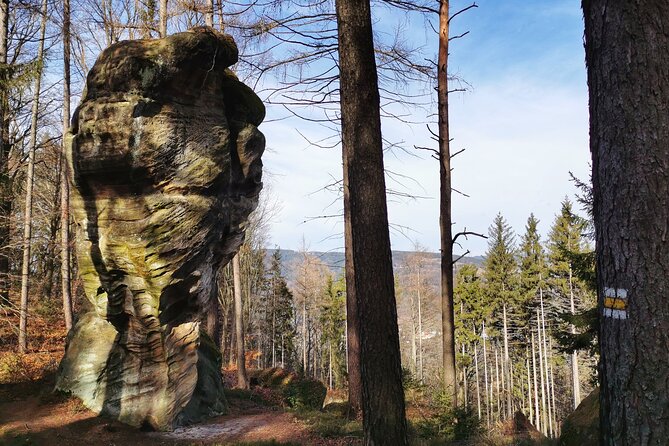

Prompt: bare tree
[233,253,249,389]
[61,0,73,331]
[17,0,47,353]
[159,0,168,37]
[0,0,9,305]
[435,0,479,404]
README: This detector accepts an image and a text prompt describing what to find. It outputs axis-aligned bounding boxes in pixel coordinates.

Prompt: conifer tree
[546,198,587,409]
[454,264,488,346]
[267,250,296,368]
[519,214,548,327]
[320,275,346,389]
[483,213,519,418]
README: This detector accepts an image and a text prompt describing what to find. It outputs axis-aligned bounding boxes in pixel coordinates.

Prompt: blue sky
[259,0,590,256]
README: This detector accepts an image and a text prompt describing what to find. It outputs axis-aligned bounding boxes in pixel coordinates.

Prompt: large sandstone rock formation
[56,28,265,431]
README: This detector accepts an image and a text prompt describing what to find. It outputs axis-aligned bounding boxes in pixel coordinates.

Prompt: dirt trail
[154,411,310,444]
[0,393,324,445]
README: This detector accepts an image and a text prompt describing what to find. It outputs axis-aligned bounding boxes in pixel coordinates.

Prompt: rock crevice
[56,27,265,431]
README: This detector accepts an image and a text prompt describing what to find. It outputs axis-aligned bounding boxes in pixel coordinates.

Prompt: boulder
[56,27,265,431]
[560,387,599,446]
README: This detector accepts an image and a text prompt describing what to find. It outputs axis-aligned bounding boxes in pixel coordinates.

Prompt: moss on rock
[56,27,265,431]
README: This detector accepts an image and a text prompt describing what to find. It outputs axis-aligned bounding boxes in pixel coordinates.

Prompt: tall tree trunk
[536,310,547,435]
[335,0,407,441]
[494,345,500,420]
[462,343,467,406]
[474,343,481,419]
[271,279,276,367]
[531,332,540,431]
[42,156,63,301]
[540,287,553,437]
[410,304,417,374]
[205,0,214,27]
[18,0,48,353]
[568,267,581,409]
[233,254,248,389]
[61,0,73,331]
[482,322,490,427]
[302,297,307,375]
[0,0,9,306]
[526,355,533,423]
[328,340,333,389]
[438,0,457,405]
[159,0,167,37]
[417,267,423,382]
[502,301,510,417]
[548,337,558,437]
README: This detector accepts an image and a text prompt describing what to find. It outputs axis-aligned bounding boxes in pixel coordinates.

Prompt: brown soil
[0,375,360,446]
[0,317,358,445]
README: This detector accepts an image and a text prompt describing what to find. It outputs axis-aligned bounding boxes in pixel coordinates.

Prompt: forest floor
[0,313,553,446]
[0,312,363,445]
[0,372,362,446]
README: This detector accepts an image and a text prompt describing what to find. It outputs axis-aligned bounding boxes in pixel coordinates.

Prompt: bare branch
[448,3,478,24]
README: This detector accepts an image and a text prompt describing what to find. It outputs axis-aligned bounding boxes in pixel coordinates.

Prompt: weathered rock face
[55,28,265,431]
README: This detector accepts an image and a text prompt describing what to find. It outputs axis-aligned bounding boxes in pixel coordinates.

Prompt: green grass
[293,408,362,439]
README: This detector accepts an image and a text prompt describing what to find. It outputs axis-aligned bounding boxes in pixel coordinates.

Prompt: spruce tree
[454,264,488,346]
[518,214,548,327]
[320,275,346,388]
[483,213,519,419]
[546,198,588,409]
[268,250,296,369]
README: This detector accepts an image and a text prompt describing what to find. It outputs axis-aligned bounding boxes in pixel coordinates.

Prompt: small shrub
[283,379,326,410]
[413,392,484,444]
[402,367,425,391]
[249,368,327,410]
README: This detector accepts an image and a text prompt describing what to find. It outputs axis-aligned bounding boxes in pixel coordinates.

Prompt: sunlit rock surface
[56,27,265,431]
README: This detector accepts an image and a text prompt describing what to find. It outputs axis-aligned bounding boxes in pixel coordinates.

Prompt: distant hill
[266,248,484,282]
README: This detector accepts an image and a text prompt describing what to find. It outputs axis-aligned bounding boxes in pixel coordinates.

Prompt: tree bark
[526,355,533,423]
[474,343,481,419]
[568,267,581,410]
[0,0,9,306]
[335,0,407,441]
[18,0,48,353]
[61,0,73,331]
[583,2,669,443]
[159,0,167,37]
[233,253,249,389]
[536,310,547,435]
[482,322,490,427]
[438,0,457,406]
[540,287,553,437]
[531,332,540,431]
[205,0,214,27]
[417,266,423,382]
[502,303,513,418]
